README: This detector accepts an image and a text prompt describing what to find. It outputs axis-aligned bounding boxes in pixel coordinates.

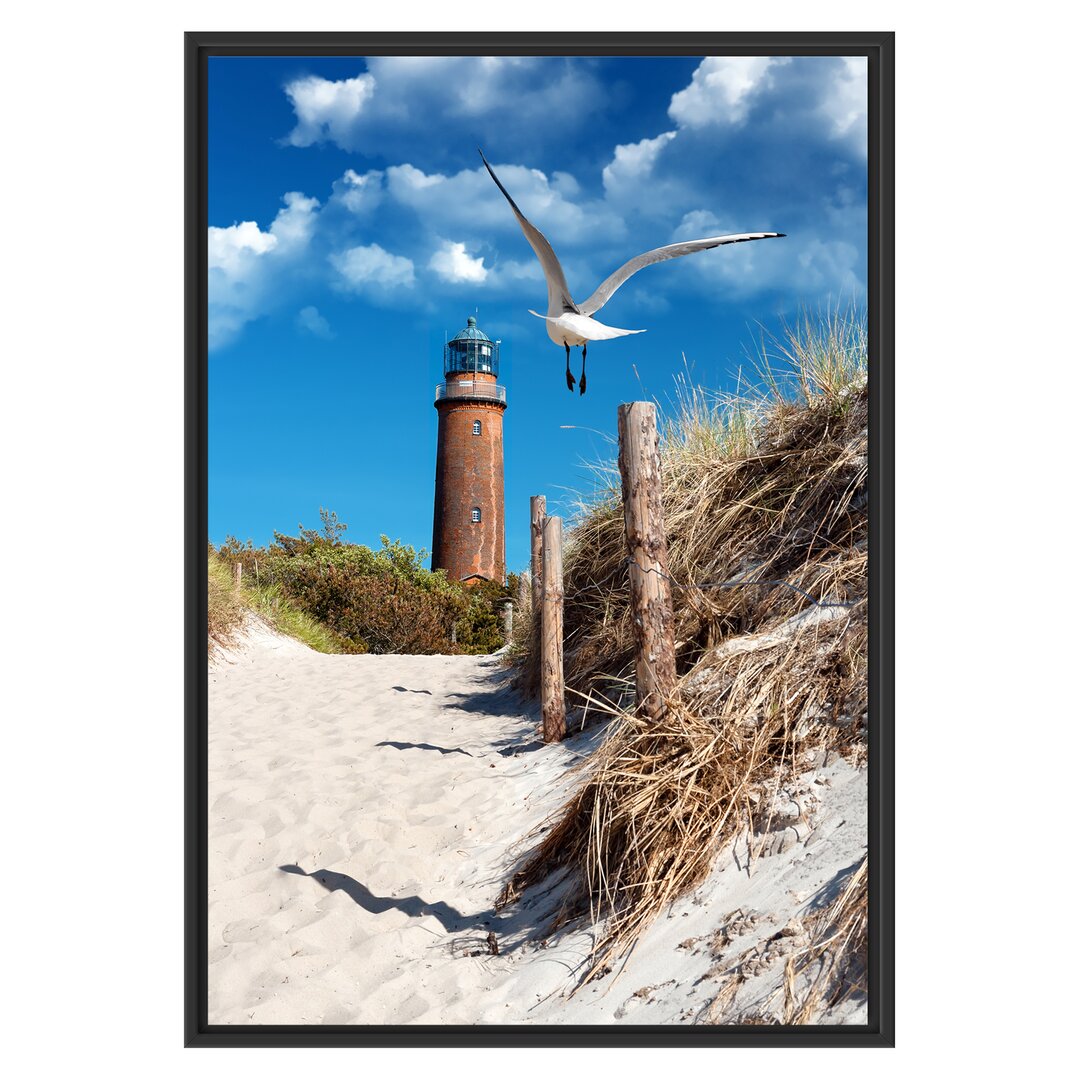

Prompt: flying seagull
[479,148,784,395]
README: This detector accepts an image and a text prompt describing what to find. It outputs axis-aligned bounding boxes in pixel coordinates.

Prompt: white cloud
[267,192,320,250]
[673,209,726,240]
[429,240,488,284]
[667,55,866,160]
[332,168,384,215]
[388,163,444,193]
[819,57,867,156]
[210,156,627,349]
[670,217,863,302]
[602,131,677,196]
[280,58,603,154]
[383,161,623,243]
[283,73,376,147]
[207,192,320,276]
[207,192,321,350]
[207,220,277,275]
[368,56,531,117]
[550,171,580,198]
[330,243,415,290]
[794,238,863,296]
[491,259,544,284]
[296,306,333,338]
[669,57,789,127]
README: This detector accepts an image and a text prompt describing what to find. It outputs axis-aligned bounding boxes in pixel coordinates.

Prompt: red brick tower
[431,316,507,584]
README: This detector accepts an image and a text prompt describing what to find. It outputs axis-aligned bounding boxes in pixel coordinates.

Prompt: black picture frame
[186,30,894,1048]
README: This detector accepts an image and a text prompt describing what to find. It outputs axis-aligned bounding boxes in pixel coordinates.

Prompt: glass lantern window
[444,338,499,377]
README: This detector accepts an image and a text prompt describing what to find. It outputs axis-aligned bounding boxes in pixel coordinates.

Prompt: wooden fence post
[501,599,514,641]
[530,495,546,612]
[233,561,243,591]
[617,402,678,722]
[541,515,566,743]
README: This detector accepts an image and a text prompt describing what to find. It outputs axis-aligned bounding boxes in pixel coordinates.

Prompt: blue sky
[208,54,866,573]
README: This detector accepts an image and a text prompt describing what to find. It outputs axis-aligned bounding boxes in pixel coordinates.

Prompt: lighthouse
[431,315,507,584]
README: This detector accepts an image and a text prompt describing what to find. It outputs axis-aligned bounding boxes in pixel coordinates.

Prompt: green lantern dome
[450,315,492,343]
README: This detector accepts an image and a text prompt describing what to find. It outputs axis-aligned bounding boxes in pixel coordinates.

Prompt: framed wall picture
[187,31,893,1047]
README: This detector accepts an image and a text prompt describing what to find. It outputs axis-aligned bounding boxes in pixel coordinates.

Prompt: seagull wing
[479,149,578,316]
[577,232,785,317]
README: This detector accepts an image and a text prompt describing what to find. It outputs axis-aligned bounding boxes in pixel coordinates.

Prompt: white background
[3,1,1075,1074]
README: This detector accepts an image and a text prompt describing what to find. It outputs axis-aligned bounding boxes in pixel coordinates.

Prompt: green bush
[217,512,508,655]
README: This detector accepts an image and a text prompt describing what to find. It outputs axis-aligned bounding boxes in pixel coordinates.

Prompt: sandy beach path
[209,627,867,1026]
[208,632,583,1025]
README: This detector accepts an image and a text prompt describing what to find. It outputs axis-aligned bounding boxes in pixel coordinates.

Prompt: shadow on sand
[375,740,473,757]
[444,688,523,715]
[278,864,576,961]
[805,856,865,911]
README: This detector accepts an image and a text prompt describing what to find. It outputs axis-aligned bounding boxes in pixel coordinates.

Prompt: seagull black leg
[580,343,587,395]
[565,343,575,391]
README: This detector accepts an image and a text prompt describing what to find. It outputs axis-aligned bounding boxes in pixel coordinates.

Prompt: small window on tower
[472,420,482,436]
[471,507,482,523]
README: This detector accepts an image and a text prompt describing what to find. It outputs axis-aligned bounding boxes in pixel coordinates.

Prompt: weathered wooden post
[541,514,566,743]
[501,599,514,641]
[530,495,546,612]
[529,495,548,701]
[232,561,243,591]
[617,402,678,721]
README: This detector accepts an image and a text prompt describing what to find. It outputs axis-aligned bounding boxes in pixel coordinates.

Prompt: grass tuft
[244,580,349,654]
[207,555,349,656]
[781,855,868,1023]
[207,555,246,655]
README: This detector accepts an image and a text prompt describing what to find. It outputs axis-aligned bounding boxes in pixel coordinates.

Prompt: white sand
[209,621,867,1025]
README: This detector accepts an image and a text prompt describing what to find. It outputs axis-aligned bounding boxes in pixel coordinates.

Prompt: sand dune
[209,622,866,1025]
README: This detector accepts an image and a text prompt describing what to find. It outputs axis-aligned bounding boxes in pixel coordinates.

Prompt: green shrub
[217,515,509,655]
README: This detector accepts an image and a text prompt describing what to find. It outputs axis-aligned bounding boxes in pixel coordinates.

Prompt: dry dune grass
[502,309,869,1004]
[520,308,867,705]
[698,854,868,1025]
[207,554,246,655]
[781,854,868,1023]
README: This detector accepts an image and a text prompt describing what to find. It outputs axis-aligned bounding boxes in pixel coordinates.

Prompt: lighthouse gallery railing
[434,381,507,404]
